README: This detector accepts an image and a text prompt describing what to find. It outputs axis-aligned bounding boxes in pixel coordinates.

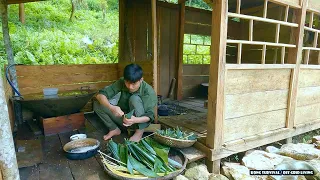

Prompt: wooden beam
[118,0,125,61]
[206,0,228,173]
[268,0,301,8]
[318,51,320,65]
[226,64,295,69]
[286,0,307,130]
[209,119,320,161]
[151,0,158,122]
[19,4,25,24]
[176,0,185,100]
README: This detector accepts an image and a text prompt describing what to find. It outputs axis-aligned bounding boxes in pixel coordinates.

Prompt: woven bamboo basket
[153,133,196,148]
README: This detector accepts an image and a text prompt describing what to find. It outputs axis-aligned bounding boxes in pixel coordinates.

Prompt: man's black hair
[123,63,143,83]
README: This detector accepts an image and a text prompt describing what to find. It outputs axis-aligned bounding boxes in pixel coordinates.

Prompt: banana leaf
[154,157,163,173]
[108,139,120,160]
[124,109,135,119]
[128,155,159,178]
[119,144,127,164]
[146,138,169,164]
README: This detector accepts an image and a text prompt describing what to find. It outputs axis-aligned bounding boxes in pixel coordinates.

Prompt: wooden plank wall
[182,64,209,98]
[296,68,320,125]
[308,0,320,12]
[122,0,152,62]
[14,64,119,95]
[223,69,292,142]
[157,3,179,98]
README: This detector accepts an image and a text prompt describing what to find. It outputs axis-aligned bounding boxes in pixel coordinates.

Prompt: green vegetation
[183,34,211,64]
[0,0,119,68]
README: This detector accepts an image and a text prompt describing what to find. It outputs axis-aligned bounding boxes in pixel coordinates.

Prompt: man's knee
[129,94,143,106]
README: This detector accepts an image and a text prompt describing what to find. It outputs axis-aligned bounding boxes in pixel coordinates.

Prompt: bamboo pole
[304,49,310,64]
[237,43,242,64]
[249,19,253,41]
[313,32,318,47]
[309,12,314,28]
[236,0,241,14]
[262,45,267,64]
[228,12,298,27]
[275,24,280,43]
[284,5,289,22]
[281,46,285,64]
[227,39,296,48]
[0,69,19,180]
[263,0,268,18]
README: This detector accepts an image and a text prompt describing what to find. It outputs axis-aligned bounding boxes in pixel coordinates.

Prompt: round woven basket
[153,133,196,148]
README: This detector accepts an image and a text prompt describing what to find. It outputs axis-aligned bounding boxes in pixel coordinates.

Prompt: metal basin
[13,89,97,118]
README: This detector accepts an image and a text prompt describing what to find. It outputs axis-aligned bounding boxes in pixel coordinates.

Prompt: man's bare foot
[129,129,144,142]
[103,128,121,141]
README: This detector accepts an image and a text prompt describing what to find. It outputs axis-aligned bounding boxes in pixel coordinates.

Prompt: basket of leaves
[99,137,187,180]
[154,127,197,148]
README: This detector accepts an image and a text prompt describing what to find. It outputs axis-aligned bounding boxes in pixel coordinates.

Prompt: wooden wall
[223,68,291,142]
[296,68,320,125]
[182,64,209,98]
[14,64,118,95]
[157,2,179,98]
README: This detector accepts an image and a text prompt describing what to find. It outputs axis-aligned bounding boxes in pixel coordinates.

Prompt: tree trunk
[0,0,20,94]
[0,69,19,180]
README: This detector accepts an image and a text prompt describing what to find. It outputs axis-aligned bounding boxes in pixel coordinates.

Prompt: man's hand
[110,106,124,117]
[123,115,136,127]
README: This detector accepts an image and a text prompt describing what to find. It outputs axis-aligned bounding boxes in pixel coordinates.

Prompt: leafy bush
[0,0,119,69]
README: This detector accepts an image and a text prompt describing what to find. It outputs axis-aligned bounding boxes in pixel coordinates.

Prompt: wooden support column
[151,0,158,123]
[176,0,185,100]
[286,0,307,143]
[205,0,228,174]
[119,0,125,61]
[19,4,25,24]
[0,70,19,180]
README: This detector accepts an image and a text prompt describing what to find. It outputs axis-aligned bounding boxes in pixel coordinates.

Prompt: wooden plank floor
[177,97,207,113]
[18,113,127,180]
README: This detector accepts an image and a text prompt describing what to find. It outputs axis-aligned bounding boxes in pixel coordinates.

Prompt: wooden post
[206,0,228,174]
[151,0,158,123]
[176,0,185,100]
[0,70,19,180]
[19,4,25,24]
[286,0,307,143]
[119,0,125,61]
